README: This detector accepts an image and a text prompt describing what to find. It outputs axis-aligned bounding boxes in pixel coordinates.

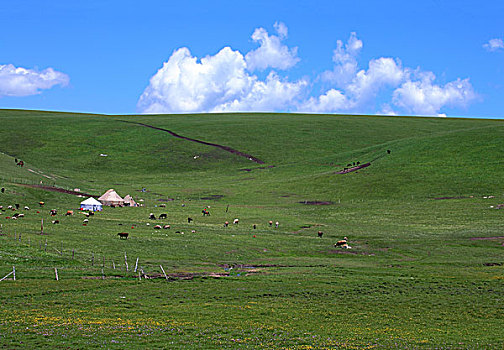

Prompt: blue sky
[1,0,503,117]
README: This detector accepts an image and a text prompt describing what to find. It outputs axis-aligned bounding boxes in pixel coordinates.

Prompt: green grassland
[0,109,503,349]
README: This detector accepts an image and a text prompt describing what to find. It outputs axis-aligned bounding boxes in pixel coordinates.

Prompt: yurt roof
[80,197,103,205]
[98,189,124,202]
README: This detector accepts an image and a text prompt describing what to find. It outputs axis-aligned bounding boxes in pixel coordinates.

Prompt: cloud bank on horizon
[0,64,69,97]
[138,23,477,116]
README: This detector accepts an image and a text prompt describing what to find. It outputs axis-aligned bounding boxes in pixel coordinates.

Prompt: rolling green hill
[0,109,503,349]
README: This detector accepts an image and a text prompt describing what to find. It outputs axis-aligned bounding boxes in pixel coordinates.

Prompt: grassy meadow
[0,109,503,349]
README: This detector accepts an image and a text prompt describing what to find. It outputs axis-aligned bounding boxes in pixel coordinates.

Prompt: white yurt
[80,197,103,211]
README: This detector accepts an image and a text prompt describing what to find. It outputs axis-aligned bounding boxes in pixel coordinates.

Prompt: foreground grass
[0,110,503,348]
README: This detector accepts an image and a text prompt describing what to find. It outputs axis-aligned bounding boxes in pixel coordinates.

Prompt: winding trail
[119,120,265,164]
[15,183,97,197]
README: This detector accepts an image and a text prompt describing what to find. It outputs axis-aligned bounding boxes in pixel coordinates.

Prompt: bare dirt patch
[335,162,371,174]
[433,196,470,200]
[240,165,275,172]
[326,249,375,256]
[200,194,224,200]
[299,201,334,205]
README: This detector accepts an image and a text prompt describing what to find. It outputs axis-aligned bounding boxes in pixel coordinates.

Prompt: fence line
[0,231,181,282]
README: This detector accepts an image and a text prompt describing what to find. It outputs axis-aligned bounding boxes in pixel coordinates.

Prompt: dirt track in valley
[119,120,265,164]
[16,184,97,197]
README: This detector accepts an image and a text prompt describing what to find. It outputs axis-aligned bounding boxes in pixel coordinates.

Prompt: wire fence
[0,228,177,282]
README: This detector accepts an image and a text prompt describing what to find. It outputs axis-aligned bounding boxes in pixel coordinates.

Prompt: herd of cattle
[0,201,351,249]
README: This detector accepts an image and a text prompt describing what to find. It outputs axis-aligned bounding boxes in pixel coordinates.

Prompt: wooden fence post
[125,252,129,272]
[54,268,59,281]
[134,258,139,273]
[12,266,15,281]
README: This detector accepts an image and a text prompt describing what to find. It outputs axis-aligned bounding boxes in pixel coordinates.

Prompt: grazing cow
[0,188,4,193]
[159,204,166,208]
[154,225,162,229]
[268,220,273,226]
[159,213,167,219]
[39,201,45,207]
[318,231,323,238]
[188,217,193,223]
[163,224,171,229]
[52,220,59,224]
[149,213,156,220]
[224,221,229,227]
[253,224,257,229]
[66,210,74,216]
[387,149,391,154]
[275,221,279,228]
[191,230,196,233]
[24,206,30,210]
[117,232,129,239]
[7,205,13,210]
[83,219,89,224]
[233,218,239,225]
[50,209,57,216]
[17,160,24,167]
[15,204,19,209]
[334,237,348,247]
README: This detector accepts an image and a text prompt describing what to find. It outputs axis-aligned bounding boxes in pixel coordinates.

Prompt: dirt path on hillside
[118,120,265,164]
[15,184,97,197]
[335,162,371,174]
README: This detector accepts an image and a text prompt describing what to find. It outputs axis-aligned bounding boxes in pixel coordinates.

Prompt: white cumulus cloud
[137,46,306,114]
[0,64,69,97]
[299,89,351,113]
[483,38,504,52]
[138,28,477,116]
[347,57,405,101]
[310,32,476,115]
[245,22,300,71]
[321,32,362,86]
[392,72,476,115]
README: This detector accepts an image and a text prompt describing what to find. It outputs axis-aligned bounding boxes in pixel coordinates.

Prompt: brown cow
[117,232,129,239]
